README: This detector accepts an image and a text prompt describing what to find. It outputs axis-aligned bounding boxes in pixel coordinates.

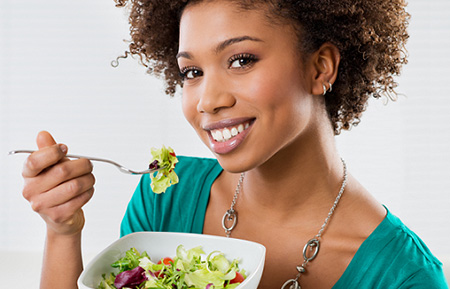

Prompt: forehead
[178,1,286,51]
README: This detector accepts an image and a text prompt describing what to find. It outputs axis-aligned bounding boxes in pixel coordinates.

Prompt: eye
[179,66,203,80]
[228,53,258,69]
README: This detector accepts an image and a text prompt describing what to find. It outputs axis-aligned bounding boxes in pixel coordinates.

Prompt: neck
[240,127,344,217]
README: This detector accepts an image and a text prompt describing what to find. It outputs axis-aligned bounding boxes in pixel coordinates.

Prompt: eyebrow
[176,35,263,59]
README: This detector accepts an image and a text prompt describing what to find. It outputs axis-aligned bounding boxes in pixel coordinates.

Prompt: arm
[22,131,95,289]
[41,230,83,289]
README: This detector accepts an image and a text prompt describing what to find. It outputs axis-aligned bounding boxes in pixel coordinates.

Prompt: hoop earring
[323,82,333,95]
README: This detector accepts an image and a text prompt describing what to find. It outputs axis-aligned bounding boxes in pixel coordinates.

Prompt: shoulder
[121,156,223,236]
[133,156,221,194]
[174,155,222,181]
[176,155,219,167]
[135,155,222,205]
[335,207,448,288]
[374,210,448,287]
[381,209,442,267]
[164,155,223,202]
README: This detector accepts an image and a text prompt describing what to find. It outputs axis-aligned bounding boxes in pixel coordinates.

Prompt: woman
[21,0,448,288]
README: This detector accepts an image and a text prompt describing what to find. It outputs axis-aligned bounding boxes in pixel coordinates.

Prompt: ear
[309,43,340,96]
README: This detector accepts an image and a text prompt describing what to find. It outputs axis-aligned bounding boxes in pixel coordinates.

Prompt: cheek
[244,67,314,137]
[241,67,306,111]
[181,91,197,127]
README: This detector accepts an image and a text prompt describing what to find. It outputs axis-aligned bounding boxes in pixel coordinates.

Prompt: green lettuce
[149,146,179,194]
[97,273,116,289]
[98,245,245,289]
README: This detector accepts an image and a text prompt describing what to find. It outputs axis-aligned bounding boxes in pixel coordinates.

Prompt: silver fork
[8,150,164,175]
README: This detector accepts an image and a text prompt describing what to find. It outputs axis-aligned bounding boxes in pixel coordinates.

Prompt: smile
[210,122,251,142]
[203,118,255,155]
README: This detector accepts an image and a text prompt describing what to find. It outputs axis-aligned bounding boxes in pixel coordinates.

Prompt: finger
[23,158,93,199]
[36,131,68,155]
[29,173,95,214]
[22,143,68,178]
[36,131,57,149]
[44,187,95,226]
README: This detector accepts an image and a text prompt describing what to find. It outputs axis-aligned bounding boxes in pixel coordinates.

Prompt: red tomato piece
[154,270,165,279]
[229,272,245,284]
[157,257,174,266]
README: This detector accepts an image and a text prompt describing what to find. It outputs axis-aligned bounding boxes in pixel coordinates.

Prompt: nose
[197,72,236,114]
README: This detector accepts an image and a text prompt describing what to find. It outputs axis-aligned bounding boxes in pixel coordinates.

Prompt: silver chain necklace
[221,159,347,289]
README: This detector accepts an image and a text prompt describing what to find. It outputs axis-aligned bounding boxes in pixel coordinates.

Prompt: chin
[213,152,259,174]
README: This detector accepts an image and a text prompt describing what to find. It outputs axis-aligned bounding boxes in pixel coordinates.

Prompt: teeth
[222,128,232,140]
[211,122,250,142]
[213,130,223,142]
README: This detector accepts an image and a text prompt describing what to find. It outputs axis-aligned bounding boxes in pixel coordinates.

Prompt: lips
[210,121,250,142]
[204,118,254,154]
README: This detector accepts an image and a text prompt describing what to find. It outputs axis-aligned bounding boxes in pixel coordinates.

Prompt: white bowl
[78,232,266,289]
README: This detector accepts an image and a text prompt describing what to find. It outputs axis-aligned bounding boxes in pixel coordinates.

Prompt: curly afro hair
[114,0,410,134]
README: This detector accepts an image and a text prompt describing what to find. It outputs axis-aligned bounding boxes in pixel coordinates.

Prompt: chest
[203,209,357,289]
[201,173,369,288]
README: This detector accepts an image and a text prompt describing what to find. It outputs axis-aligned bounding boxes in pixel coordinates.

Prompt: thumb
[36,131,59,149]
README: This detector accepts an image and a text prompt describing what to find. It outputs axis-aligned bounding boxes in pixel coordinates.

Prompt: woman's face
[178,1,320,172]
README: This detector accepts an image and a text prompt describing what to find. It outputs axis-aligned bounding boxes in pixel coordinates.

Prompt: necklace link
[281,279,301,289]
[222,209,237,237]
[222,173,245,237]
[303,238,320,262]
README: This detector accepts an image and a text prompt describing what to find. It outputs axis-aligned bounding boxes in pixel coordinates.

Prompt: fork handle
[8,150,123,167]
[8,150,162,175]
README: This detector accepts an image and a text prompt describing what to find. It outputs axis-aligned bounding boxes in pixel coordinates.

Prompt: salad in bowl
[78,232,266,289]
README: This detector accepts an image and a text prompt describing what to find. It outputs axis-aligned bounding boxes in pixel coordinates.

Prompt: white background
[1,0,449,287]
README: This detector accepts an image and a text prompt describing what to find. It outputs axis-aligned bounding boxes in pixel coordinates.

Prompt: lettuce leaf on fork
[149,146,179,194]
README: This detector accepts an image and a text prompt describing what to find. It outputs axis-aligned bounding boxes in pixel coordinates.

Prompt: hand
[22,131,95,236]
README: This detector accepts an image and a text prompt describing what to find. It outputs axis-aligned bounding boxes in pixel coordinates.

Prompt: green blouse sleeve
[333,208,448,288]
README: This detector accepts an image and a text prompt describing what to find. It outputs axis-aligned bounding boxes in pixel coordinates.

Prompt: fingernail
[59,144,68,154]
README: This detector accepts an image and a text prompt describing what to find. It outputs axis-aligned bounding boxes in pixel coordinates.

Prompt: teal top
[121,156,448,288]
